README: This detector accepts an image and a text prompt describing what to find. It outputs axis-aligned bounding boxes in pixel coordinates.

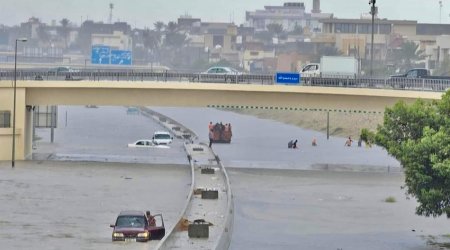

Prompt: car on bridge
[110,210,165,242]
[389,68,450,91]
[193,66,244,83]
[49,66,80,74]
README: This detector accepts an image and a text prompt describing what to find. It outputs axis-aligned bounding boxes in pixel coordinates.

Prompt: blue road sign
[275,72,301,85]
[91,45,111,65]
[111,50,132,65]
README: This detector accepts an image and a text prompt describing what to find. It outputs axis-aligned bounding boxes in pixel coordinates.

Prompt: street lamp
[369,0,376,77]
[12,37,27,168]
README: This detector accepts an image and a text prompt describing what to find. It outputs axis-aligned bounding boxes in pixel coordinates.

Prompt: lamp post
[12,37,27,168]
[369,0,376,77]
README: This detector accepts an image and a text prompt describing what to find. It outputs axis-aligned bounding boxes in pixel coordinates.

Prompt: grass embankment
[229,109,383,138]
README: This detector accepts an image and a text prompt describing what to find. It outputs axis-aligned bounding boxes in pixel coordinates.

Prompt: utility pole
[109,3,114,24]
[369,0,376,77]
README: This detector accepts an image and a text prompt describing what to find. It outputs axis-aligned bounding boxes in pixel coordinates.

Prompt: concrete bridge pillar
[0,87,28,161]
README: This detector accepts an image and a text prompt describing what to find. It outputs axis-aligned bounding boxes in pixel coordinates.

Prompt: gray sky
[0,0,448,28]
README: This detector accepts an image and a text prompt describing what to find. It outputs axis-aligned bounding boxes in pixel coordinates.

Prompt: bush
[385,196,396,203]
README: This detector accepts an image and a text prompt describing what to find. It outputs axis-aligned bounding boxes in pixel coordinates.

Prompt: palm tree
[398,41,425,70]
[37,26,51,44]
[143,28,161,63]
[166,21,178,33]
[154,21,165,32]
[59,18,70,49]
[266,23,284,42]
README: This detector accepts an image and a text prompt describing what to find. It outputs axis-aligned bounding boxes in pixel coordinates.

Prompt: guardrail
[213,155,234,250]
[303,76,450,91]
[155,142,196,250]
[1,69,449,92]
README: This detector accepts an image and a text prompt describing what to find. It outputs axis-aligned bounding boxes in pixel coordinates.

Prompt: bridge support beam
[0,87,27,162]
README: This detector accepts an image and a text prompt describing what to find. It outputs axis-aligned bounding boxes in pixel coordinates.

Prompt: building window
[255,19,265,29]
[213,35,224,48]
[335,23,357,33]
[358,24,372,34]
[379,24,392,34]
[0,111,11,128]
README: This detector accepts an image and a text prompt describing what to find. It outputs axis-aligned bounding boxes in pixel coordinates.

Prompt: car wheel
[226,77,233,83]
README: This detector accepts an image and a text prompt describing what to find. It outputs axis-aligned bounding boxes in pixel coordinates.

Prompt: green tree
[313,45,342,62]
[142,28,161,63]
[434,54,450,76]
[391,41,425,72]
[373,90,450,217]
[37,26,51,44]
[166,21,178,33]
[154,21,165,32]
[290,24,304,35]
[266,23,284,41]
[59,18,70,49]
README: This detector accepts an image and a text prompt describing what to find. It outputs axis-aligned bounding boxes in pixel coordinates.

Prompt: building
[245,2,332,33]
[78,21,132,54]
[92,31,132,50]
[319,18,418,60]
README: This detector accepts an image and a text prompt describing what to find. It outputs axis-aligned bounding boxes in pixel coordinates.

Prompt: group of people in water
[288,136,364,149]
[208,122,233,147]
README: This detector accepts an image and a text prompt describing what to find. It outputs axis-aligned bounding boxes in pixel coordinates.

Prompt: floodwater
[11,105,448,249]
[228,169,449,250]
[33,106,187,164]
[0,161,190,250]
[152,107,449,250]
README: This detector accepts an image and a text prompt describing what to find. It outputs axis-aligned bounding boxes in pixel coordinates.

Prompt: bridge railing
[1,70,449,92]
[302,76,450,92]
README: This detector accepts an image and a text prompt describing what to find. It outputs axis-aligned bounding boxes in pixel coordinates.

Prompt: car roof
[119,210,145,216]
[154,131,170,135]
[207,66,234,70]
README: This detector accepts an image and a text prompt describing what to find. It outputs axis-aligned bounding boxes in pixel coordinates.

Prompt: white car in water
[128,139,154,148]
[152,131,173,145]
[128,139,170,149]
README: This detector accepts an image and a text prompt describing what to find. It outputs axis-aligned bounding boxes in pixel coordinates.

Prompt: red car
[110,210,165,242]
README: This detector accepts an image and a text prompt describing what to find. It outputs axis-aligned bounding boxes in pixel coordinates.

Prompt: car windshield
[116,215,146,228]
[154,134,171,140]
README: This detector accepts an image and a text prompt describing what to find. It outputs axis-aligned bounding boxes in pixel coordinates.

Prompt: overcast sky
[0,0,448,28]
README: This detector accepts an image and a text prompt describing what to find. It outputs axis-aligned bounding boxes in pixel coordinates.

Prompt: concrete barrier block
[201,168,215,174]
[188,220,209,238]
[201,189,218,199]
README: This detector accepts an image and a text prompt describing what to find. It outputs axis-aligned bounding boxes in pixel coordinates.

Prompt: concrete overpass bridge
[0,80,443,161]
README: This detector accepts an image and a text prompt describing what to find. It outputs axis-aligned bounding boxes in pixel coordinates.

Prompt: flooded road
[33,106,187,164]
[228,169,449,250]
[0,161,190,250]
[9,105,447,249]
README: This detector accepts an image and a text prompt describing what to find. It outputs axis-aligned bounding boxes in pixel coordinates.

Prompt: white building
[245,2,332,32]
[91,31,132,50]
